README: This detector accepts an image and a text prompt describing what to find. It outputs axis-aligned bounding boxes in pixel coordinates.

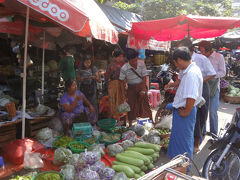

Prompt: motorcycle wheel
[202,148,240,180]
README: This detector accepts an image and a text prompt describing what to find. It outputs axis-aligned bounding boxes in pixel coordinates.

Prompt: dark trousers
[194,82,210,138]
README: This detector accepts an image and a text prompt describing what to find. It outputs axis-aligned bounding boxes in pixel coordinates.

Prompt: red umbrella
[1,0,118,44]
[128,15,240,49]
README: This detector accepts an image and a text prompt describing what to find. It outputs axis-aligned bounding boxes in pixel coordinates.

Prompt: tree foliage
[112,0,234,20]
[95,0,108,4]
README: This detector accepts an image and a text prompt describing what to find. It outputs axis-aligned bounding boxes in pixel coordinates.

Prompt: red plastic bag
[2,138,45,165]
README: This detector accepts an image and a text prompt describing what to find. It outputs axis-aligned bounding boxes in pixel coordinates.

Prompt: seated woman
[60,79,96,136]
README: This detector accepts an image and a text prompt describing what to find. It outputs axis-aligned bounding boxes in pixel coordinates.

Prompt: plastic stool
[150,83,159,90]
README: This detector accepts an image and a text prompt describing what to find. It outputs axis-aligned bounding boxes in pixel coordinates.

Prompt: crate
[72,122,92,136]
[26,116,52,137]
[0,119,21,148]
[75,134,92,141]
[224,94,240,104]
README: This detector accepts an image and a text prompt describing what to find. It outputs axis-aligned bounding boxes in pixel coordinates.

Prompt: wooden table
[0,119,22,148]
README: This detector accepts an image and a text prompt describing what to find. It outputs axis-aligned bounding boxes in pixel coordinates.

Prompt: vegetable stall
[0,118,204,180]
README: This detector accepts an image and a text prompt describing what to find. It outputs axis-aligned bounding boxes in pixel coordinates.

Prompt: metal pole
[41,31,46,100]
[22,7,30,139]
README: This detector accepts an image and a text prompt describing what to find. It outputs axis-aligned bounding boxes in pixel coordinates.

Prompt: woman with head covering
[60,79,96,135]
[105,48,126,121]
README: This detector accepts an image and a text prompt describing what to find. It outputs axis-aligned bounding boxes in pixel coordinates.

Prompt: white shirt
[173,62,203,108]
[208,51,226,89]
[192,52,216,79]
[119,60,148,85]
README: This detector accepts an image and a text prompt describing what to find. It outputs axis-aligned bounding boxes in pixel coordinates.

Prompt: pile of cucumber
[112,142,160,179]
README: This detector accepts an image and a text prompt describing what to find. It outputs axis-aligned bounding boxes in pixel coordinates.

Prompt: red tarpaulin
[128,15,240,48]
[0,0,118,44]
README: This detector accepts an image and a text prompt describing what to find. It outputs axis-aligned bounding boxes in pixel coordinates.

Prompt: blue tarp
[99,4,142,32]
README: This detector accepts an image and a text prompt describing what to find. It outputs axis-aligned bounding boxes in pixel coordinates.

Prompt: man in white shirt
[119,48,152,126]
[167,47,203,159]
[177,38,216,152]
[199,41,226,135]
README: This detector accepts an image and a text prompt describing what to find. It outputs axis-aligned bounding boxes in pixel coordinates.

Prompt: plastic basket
[32,171,64,180]
[99,133,121,146]
[74,134,93,142]
[97,118,117,131]
[68,141,89,153]
[72,122,92,136]
[81,136,99,145]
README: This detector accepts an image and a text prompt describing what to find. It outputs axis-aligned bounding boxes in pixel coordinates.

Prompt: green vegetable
[116,154,144,167]
[127,147,155,155]
[153,156,157,162]
[10,176,31,180]
[112,165,135,178]
[157,128,171,135]
[53,136,75,148]
[70,142,88,149]
[135,142,160,152]
[149,153,159,159]
[141,165,147,171]
[112,126,129,134]
[35,172,62,180]
[82,136,98,145]
[139,171,145,176]
[134,174,141,179]
[101,132,121,142]
[123,151,150,165]
[113,161,141,173]
[147,163,154,170]
[162,138,170,147]
[145,155,153,162]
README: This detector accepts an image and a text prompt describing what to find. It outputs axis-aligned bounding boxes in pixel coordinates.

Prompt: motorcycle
[154,64,177,124]
[202,108,240,179]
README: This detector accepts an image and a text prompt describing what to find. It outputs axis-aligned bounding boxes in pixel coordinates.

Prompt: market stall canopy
[99,4,142,32]
[128,15,240,49]
[0,0,118,44]
[220,29,240,39]
[219,29,240,49]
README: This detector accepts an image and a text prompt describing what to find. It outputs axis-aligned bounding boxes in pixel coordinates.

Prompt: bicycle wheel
[202,148,240,180]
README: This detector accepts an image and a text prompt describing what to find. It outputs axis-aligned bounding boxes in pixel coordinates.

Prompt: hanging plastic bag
[155,115,172,129]
[118,102,130,113]
[35,127,53,141]
[23,146,44,169]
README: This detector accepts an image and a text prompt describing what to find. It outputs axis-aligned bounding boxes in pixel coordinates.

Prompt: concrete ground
[153,100,240,177]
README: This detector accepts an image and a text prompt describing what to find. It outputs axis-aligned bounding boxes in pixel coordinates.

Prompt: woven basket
[224,94,240,104]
